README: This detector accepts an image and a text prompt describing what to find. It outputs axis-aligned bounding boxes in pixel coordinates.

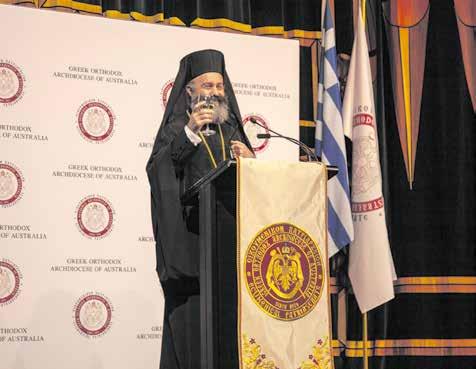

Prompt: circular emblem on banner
[77,100,115,143]
[74,293,113,337]
[0,162,24,207]
[161,79,174,110]
[244,223,324,321]
[76,195,115,239]
[242,114,270,153]
[0,61,25,105]
[352,130,379,196]
[0,260,22,306]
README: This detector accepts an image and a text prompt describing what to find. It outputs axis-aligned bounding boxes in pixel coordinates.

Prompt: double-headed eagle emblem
[266,246,304,300]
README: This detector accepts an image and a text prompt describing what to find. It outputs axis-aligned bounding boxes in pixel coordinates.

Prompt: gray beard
[212,100,229,124]
[190,95,230,125]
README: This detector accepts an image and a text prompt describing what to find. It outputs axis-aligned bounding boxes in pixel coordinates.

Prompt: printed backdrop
[0,5,299,368]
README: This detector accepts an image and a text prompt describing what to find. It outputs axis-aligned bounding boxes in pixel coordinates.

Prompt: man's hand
[187,101,214,133]
[231,140,255,158]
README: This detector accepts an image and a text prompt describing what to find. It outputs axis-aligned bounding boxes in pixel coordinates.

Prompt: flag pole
[362,0,367,27]
[360,1,369,367]
[363,312,368,369]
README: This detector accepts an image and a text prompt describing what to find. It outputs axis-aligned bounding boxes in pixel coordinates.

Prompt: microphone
[250,117,319,161]
[257,133,271,139]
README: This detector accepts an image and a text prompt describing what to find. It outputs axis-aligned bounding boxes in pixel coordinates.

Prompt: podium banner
[237,158,333,369]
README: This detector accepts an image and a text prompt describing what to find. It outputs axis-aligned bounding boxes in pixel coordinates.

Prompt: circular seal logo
[74,292,113,337]
[242,114,270,153]
[244,223,324,321]
[0,259,22,306]
[0,61,25,105]
[352,130,379,196]
[0,162,24,208]
[77,100,116,143]
[76,195,115,239]
[160,79,174,110]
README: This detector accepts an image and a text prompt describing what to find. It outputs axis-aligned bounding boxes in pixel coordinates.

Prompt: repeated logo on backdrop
[0,259,23,306]
[73,292,113,338]
[76,195,115,239]
[242,114,270,153]
[160,79,174,110]
[0,162,24,208]
[0,60,25,106]
[76,100,116,143]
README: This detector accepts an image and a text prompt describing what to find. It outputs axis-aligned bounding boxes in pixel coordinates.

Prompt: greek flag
[315,0,354,257]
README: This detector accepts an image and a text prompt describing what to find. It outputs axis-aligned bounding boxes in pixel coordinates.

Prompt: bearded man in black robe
[146,49,254,369]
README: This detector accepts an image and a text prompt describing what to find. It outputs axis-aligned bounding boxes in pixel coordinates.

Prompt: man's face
[187,72,229,124]
[188,72,225,98]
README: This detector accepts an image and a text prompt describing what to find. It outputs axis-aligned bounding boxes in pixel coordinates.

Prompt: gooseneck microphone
[250,117,319,161]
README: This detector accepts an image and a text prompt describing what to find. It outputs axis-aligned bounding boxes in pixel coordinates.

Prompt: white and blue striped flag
[315,0,354,257]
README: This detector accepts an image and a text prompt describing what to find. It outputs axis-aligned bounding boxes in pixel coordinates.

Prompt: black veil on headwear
[146,49,251,281]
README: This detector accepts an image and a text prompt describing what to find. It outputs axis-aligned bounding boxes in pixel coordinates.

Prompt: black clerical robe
[147,110,250,369]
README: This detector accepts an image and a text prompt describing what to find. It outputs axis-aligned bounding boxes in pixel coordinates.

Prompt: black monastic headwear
[153,49,245,157]
[185,49,224,83]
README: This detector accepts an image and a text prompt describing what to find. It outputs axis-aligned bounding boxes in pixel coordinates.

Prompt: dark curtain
[3,0,475,367]
[336,1,476,368]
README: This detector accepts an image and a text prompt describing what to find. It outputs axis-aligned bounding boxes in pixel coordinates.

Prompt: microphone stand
[250,117,319,162]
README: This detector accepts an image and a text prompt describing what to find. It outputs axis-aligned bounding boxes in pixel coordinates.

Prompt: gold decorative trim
[241,334,277,369]
[1,0,36,5]
[163,16,186,26]
[322,162,335,369]
[394,276,476,293]
[333,339,345,356]
[251,26,285,36]
[191,18,321,40]
[6,5,320,42]
[345,276,476,294]
[299,337,332,369]
[345,339,476,357]
[283,29,322,39]
[237,158,243,369]
[311,40,319,122]
[130,11,164,23]
[41,0,101,13]
[191,17,251,33]
[251,26,322,40]
[300,120,316,127]
[38,4,186,24]
[396,276,476,284]
[103,10,130,20]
